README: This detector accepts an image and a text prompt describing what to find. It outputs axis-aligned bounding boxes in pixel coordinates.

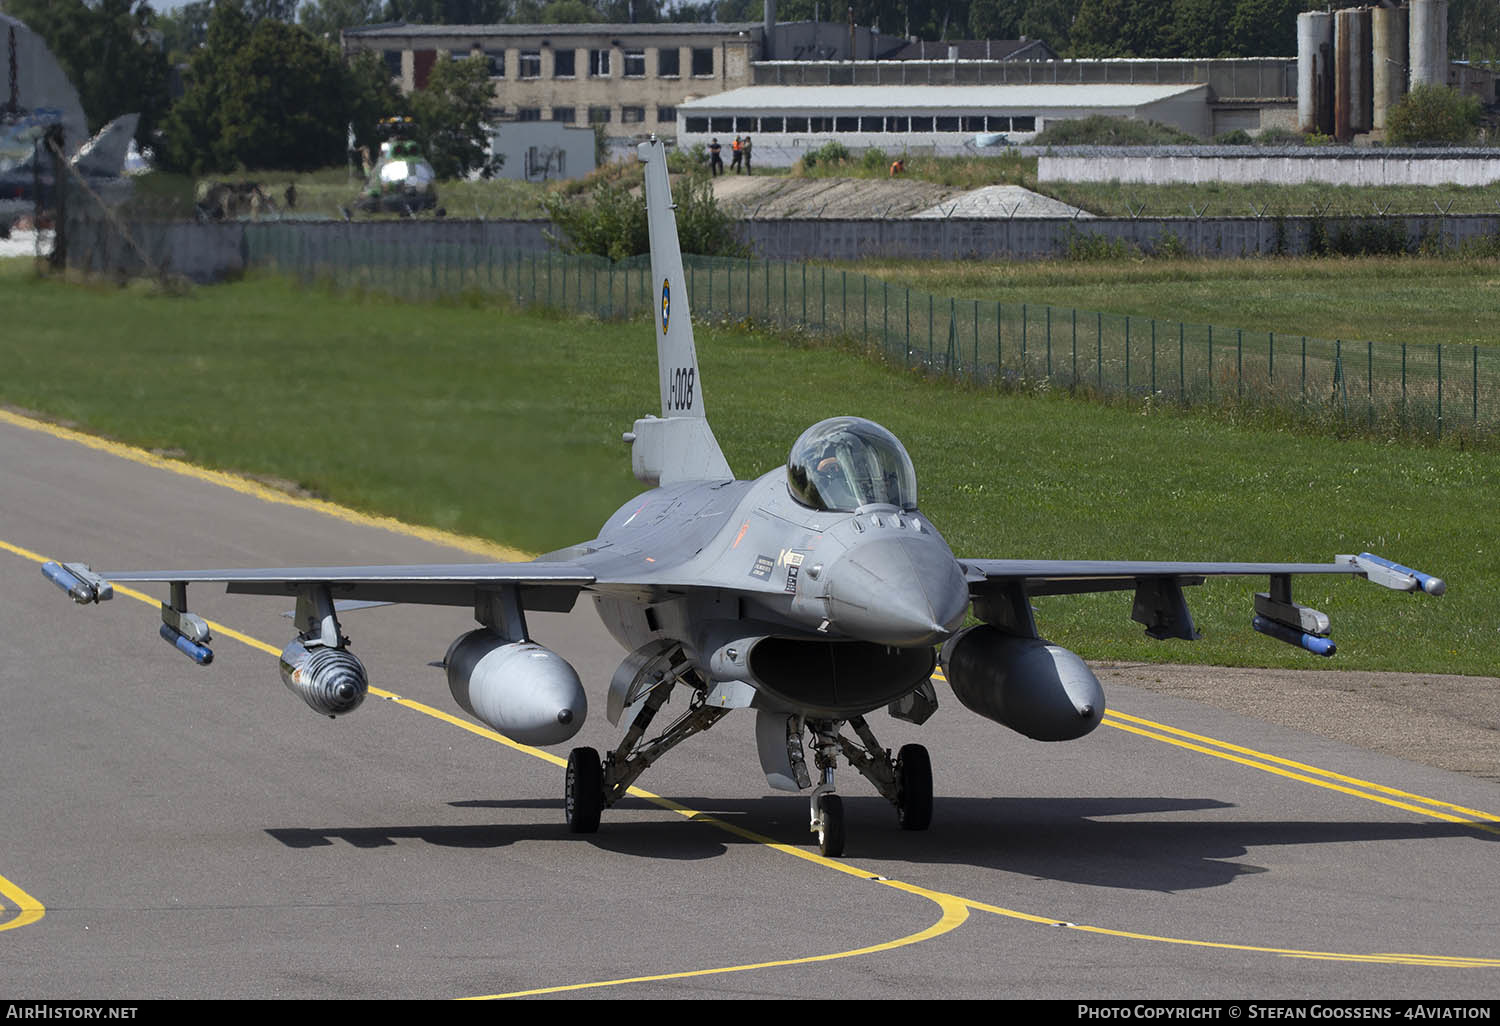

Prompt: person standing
[742,135,752,175]
[730,135,743,173]
[709,137,723,176]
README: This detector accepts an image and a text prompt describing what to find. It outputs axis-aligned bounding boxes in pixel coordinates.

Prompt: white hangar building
[676,82,1212,164]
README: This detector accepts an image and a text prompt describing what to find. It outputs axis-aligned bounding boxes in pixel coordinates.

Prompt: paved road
[2,413,1496,999]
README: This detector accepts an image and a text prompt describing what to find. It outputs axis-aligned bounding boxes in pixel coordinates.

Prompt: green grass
[117,170,552,221]
[840,257,1500,349]
[0,261,1488,677]
[1039,180,1500,218]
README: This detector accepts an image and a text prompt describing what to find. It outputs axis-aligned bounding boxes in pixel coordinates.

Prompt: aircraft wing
[956,552,1444,655]
[43,560,594,611]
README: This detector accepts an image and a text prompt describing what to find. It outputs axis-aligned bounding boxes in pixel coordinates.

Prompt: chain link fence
[242,222,1496,444]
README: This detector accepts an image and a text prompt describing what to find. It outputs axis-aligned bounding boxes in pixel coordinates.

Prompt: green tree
[968,0,1022,40]
[1224,0,1298,57]
[1,0,170,148]
[155,1,212,63]
[214,19,352,170]
[1166,0,1233,58]
[1386,84,1483,145]
[157,0,386,174]
[299,0,384,41]
[407,54,499,178]
[1018,0,1080,53]
[543,169,745,260]
[1069,0,1171,56]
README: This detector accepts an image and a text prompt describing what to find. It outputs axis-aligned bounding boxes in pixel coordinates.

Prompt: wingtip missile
[1346,553,1446,596]
[41,561,112,604]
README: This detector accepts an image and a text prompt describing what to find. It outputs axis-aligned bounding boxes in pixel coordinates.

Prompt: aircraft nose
[824,534,971,647]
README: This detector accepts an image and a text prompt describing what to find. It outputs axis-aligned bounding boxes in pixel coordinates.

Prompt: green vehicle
[355,118,442,216]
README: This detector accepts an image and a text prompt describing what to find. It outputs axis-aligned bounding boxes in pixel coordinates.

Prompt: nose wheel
[565,746,603,833]
[815,793,845,857]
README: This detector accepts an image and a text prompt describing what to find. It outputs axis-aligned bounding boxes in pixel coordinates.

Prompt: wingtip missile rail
[1343,552,1446,596]
[41,561,112,604]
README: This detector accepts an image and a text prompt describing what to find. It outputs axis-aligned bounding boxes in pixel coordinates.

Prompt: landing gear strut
[561,654,728,834]
[803,716,934,856]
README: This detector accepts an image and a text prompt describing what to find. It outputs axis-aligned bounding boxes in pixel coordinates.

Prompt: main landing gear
[563,657,728,835]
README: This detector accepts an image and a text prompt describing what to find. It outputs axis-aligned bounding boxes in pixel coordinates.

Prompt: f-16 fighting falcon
[42,138,1446,858]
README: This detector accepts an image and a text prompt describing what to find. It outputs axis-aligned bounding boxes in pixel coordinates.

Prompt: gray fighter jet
[43,139,1446,857]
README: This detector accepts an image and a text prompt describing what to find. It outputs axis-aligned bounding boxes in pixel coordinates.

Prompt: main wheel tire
[565,747,603,834]
[817,794,846,858]
[895,743,933,831]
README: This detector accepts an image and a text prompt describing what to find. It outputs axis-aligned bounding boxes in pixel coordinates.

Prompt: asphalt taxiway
[1,411,1496,999]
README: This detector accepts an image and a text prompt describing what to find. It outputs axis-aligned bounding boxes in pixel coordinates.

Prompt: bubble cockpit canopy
[787,417,918,513]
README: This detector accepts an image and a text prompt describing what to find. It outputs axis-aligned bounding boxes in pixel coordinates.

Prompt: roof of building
[679,83,1207,112]
[883,38,1056,61]
[344,21,763,39]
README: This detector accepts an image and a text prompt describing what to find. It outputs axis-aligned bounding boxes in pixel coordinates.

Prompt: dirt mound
[711,174,965,219]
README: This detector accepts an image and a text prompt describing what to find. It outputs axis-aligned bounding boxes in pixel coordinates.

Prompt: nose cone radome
[825,535,970,647]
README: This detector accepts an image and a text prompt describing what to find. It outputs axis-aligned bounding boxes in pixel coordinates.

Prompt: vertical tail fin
[629,139,733,487]
[71,113,138,179]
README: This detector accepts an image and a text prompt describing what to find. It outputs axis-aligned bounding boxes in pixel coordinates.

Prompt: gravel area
[1098,662,1500,783]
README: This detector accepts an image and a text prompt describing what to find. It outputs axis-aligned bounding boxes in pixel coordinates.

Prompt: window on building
[589,106,612,123]
[685,116,709,133]
[624,50,646,77]
[835,116,859,132]
[622,106,645,123]
[860,116,885,132]
[526,146,565,179]
[656,105,676,123]
[519,50,541,78]
[382,50,402,78]
[759,116,784,132]
[589,49,611,77]
[785,116,809,132]
[553,48,575,77]
[483,49,505,77]
[909,116,933,131]
[710,116,732,133]
[517,107,541,122]
[935,116,960,131]
[987,115,1010,131]
[735,116,757,132]
[658,48,680,77]
[691,48,713,76]
[1011,115,1036,132]
[810,116,833,132]
[552,106,576,123]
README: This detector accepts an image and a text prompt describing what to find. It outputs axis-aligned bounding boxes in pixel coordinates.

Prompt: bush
[1033,115,1201,146]
[859,147,890,173]
[543,169,748,261]
[1386,85,1483,145]
[1214,129,1253,145]
[1254,126,1305,147]
[801,140,852,169]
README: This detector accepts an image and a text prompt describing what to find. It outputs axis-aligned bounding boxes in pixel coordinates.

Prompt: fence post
[1236,328,1243,399]
[1046,307,1053,380]
[927,293,934,368]
[1208,326,1214,402]
[1269,331,1275,388]
[1178,323,1185,403]
[1125,316,1131,392]
[1474,345,1479,428]
[1071,309,1078,391]
[1437,344,1444,439]
[1150,319,1156,396]
[1021,304,1029,380]
[1096,311,1102,390]
[1301,336,1307,403]
[1367,341,1373,427]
